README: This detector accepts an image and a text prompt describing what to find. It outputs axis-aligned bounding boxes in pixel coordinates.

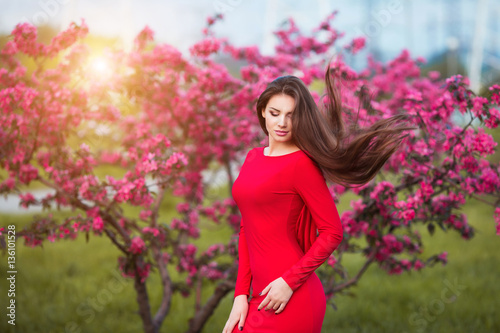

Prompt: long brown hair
[256,61,414,187]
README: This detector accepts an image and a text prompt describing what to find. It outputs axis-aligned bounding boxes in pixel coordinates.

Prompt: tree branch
[152,246,173,328]
[328,250,376,293]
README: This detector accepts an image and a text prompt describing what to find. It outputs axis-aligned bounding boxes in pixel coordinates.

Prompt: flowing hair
[256,61,414,187]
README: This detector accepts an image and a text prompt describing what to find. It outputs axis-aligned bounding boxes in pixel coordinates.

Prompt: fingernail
[239,326,243,331]
[258,292,262,296]
[257,308,260,311]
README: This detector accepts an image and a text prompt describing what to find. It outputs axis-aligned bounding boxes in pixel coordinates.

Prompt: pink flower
[345,37,366,55]
[438,251,448,265]
[92,216,104,232]
[19,192,36,208]
[177,202,190,213]
[129,237,146,254]
[142,227,160,237]
[414,260,424,270]
[494,207,500,236]
[134,25,154,50]
[472,96,488,117]
[489,84,500,104]
[417,181,434,201]
[327,254,337,268]
[189,37,221,57]
[139,209,152,220]
[485,107,500,128]
[400,259,412,270]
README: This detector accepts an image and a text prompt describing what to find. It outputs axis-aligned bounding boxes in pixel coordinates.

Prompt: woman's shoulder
[240,146,261,164]
[292,150,322,173]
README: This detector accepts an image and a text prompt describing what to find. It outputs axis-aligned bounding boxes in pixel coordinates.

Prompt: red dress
[231,146,343,333]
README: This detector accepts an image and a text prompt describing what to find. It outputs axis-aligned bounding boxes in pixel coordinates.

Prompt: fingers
[222,316,238,333]
[257,296,268,311]
[222,320,231,333]
[221,311,248,332]
[275,302,286,314]
[265,300,276,311]
[238,312,246,331]
[259,283,271,296]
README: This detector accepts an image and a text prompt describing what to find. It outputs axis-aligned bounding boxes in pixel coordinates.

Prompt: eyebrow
[269,107,293,114]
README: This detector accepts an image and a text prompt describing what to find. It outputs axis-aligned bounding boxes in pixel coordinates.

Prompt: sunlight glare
[89,57,112,77]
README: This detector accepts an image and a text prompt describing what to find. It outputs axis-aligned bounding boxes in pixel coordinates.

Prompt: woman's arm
[234,216,253,298]
[281,155,344,292]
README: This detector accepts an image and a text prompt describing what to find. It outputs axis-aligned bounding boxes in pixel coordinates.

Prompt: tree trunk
[186,281,234,333]
[134,272,158,333]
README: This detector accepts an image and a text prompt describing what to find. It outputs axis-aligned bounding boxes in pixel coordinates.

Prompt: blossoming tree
[1,12,499,333]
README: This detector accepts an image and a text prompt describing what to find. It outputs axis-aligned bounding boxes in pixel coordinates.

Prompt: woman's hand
[257,277,293,314]
[222,294,249,333]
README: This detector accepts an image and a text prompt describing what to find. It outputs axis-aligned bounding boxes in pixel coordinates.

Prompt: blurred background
[1,1,499,333]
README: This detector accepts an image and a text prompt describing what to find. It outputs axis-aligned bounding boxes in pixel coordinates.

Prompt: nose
[278,115,287,128]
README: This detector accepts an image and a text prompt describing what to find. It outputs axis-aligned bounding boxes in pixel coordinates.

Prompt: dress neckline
[262,146,302,158]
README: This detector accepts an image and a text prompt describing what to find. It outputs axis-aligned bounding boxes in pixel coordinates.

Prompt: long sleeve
[234,216,253,299]
[281,155,343,292]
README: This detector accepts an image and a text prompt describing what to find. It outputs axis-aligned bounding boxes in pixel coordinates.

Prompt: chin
[274,135,291,142]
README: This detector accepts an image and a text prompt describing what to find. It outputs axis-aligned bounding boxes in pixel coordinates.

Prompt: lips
[275,130,288,135]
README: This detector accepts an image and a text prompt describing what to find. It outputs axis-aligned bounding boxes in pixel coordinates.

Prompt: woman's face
[261,93,295,145]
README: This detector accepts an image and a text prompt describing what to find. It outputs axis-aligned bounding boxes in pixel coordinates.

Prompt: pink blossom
[142,227,160,237]
[389,265,403,275]
[345,37,366,55]
[327,254,337,268]
[400,259,412,270]
[0,178,16,191]
[416,181,434,201]
[19,192,36,208]
[485,107,500,128]
[139,210,152,220]
[177,202,190,213]
[494,208,500,236]
[189,37,222,57]
[18,164,38,184]
[489,84,500,104]
[129,237,146,254]
[92,216,104,232]
[472,96,488,117]
[414,260,424,270]
[134,26,155,50]
[199,262,223,280]
[204,244,225,257]
[438,251,448,265]
[136,263,151,283]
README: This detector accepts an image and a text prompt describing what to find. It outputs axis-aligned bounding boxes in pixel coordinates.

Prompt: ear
[261,108,265,118]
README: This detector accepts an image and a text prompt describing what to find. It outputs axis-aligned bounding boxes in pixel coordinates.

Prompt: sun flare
[88,56,112,77]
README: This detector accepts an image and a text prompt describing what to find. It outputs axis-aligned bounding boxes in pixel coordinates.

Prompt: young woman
[222,62,410,333]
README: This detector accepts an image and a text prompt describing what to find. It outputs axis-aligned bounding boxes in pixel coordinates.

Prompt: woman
[223,62,410,333]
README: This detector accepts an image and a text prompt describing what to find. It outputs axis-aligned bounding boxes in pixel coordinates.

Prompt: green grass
[1,196,499,333]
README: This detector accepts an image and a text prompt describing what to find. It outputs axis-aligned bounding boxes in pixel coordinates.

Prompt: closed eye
[270,112,292,117]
